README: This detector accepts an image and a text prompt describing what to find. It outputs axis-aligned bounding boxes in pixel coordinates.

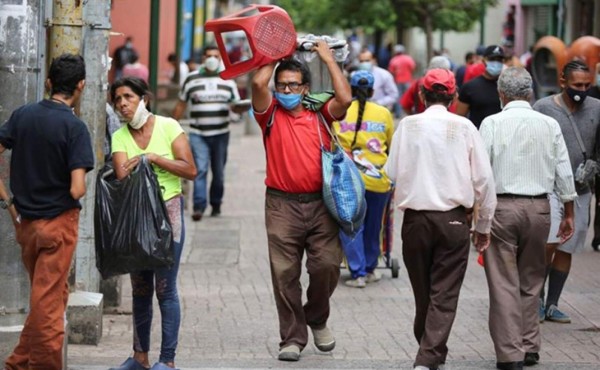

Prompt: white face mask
[117,97,152,130]
[205,56,220,72]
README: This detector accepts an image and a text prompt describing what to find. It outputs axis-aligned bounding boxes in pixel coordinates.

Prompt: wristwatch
[0,197,13,209]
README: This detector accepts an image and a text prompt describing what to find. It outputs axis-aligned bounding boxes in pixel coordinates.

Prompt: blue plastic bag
[318,114,366,236]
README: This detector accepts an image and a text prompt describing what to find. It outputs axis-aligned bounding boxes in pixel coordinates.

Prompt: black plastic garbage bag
[94,156,174,279]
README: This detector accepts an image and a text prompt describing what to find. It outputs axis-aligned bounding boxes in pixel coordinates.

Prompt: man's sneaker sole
[278,345,300,361]
[315,340,335,352]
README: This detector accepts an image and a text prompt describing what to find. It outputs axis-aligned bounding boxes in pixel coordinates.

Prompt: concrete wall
[405,1,507,74]
[109,0,177,84]
[0,0,45,314]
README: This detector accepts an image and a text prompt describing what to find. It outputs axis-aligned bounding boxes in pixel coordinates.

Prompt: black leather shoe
[496,361,524,370]
[524,352,539,366]
[210,205,221,217]
[592,237,600,251]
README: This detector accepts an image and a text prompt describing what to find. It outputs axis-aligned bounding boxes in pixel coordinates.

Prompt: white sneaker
[414,366,430,370]
[311,326,335,352]
[366,270,381,283]
[345,276,366,288]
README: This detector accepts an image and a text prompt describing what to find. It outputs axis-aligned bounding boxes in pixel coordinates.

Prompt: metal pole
[202,0,208,47]
[176,0,183,61]
[191,0,197,57]
[149,0,160,100]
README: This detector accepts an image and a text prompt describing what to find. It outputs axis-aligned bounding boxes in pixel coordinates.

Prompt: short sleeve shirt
[254,99,338,193]
[458,75,501,128]
[333,101,394,193]
[0,100,94,219]
[112,116,185,201]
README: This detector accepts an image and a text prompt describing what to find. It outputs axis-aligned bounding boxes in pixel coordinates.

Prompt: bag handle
[316,111,343,151]
[554,94,588,160]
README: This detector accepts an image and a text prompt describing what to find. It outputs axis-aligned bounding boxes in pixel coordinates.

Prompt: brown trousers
[5,208,80,370]
[401,207,470,369]
[265,192,342,350]
[484,198,550,362]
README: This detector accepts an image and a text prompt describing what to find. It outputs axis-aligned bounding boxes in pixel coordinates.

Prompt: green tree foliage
[275,0,498,60]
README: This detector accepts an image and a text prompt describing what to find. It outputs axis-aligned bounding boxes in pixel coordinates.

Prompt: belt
[266,187,322,203]
[497,193,547,199]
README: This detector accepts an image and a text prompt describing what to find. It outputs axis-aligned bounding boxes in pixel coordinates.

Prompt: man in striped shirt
[479,67,576,370]
[173,45,245,220]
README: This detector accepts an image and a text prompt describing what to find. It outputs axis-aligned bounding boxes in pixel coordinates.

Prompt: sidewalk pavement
[68,122,600,370]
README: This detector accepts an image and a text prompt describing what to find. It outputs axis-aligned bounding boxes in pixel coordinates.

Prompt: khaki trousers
[5,209,80,370]
[484,197,550,362]
[265,192,342,350]
[401,207,470,369]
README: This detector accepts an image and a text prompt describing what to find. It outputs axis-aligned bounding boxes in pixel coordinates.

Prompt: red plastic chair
[205,4,297,80]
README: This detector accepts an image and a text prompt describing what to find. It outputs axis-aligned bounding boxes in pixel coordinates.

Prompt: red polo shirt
[254,98,338,193]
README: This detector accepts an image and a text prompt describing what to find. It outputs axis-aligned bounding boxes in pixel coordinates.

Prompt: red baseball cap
[422,68,456,95]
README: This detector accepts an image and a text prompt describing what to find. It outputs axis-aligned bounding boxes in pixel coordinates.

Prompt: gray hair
[427,56,451,70]
[497,67,533,100]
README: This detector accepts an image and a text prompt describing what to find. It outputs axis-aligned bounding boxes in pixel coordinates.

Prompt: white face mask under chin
[118,98,152,130]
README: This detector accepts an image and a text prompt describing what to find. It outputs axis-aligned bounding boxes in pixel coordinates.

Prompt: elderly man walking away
[480,67,576,370]
[533,60,600,324]
[251,41,352,362]
[385,69,497,370]
[1,54,94,370]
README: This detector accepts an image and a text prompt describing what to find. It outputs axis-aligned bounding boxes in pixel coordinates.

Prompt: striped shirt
[179,69,240,136]
[479,100,577,202]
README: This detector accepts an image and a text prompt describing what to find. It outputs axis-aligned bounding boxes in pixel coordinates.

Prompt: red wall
[109,0,177,84]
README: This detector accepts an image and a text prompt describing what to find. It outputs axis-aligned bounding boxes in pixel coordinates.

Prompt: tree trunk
[391,0,404,44]
[424,13,434,63]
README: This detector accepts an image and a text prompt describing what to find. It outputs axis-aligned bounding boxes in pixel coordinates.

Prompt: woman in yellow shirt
[109,77,197,370]
[333,70,394,288]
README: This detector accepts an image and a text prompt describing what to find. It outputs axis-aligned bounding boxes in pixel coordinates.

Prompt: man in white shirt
[479,67,576,370]
[385,69,496,370]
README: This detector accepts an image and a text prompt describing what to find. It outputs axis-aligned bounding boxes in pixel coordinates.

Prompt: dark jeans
[189,132,229,212]
[131,196,184,363]
[401,207,470,369]
[340,190,391,278]
[265,190,342,349]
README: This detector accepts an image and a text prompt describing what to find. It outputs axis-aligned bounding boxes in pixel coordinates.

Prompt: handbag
[554,94,598,186]
[317,112,367,236]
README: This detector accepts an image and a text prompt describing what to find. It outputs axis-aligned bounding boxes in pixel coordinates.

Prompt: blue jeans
[131,196,185,363]
[189,132,229,212]
[340,190,391,279]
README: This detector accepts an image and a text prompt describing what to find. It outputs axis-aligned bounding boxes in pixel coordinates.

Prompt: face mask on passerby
[204,56,220,72]
[274,92,303,110]
[117,97,152,129]
[485,61,503,77]
[566,87,589,104]
[358,61,373,71]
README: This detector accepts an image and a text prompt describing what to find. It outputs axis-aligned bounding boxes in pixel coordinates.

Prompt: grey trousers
[265,191,342,350]
[484,197,551,362]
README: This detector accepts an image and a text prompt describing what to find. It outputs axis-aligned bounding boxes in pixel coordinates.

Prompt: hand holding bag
[317,112,367,236]
[94,155,174,279]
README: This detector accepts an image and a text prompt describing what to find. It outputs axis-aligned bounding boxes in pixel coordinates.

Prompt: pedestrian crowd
[1,36,600,370]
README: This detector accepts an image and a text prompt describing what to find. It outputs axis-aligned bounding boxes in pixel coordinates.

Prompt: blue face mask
[485,61,503,77]
[358,61,373,71]
[274,92,303,110]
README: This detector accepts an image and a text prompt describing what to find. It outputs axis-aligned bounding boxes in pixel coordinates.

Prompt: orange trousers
[5,208,79,370]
